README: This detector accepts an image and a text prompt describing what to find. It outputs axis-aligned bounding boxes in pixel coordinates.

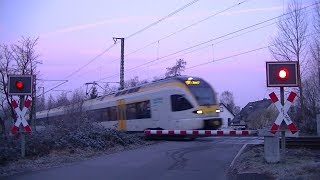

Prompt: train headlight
[193,110,203,114]
[216,109,221,113]
[196,110,203,114]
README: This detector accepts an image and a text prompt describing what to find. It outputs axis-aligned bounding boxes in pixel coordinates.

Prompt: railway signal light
[266,61,299,87]
[278,68,288,80]
[8,75,33,95]
[15,81,24,89]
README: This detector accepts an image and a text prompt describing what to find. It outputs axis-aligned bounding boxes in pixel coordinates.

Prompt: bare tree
[70,88,86,104]
[269,0,308,126]
[165,59,187,77]
[0,44,16,124]
[124,76,149,88]
[55,92,70,107]
[219,91,235,113]
[295,1,320,133]
[35,94,45,111]
[46,94,55,109]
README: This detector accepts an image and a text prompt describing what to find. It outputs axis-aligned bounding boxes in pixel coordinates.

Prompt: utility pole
[113,37,125,90]
[31,75,36,131]
[19,95,26,157]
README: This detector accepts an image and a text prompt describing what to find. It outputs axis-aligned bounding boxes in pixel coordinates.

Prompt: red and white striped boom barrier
[269,91,298,134]
[144,129,257,136]
[11,97,32,134]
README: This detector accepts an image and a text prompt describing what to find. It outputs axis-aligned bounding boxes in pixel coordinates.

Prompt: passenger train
[36,76,222,131]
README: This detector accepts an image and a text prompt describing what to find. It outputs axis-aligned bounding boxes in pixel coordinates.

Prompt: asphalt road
[3,137,262,180]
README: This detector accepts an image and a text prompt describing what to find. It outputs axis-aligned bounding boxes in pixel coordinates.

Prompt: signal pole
[113,37,125,90]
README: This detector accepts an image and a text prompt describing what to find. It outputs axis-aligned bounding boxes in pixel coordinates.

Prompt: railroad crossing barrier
[144,129,258,136]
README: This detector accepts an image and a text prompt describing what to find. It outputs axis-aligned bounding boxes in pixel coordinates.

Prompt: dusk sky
[0,0,314,108]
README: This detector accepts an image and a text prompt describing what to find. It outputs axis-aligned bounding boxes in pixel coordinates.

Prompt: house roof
[231,98,272,124]
[219,103,235,116]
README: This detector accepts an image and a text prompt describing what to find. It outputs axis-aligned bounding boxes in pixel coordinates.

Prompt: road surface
[2,137,262,180]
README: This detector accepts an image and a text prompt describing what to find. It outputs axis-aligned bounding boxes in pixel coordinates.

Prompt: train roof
[94,75,205,99]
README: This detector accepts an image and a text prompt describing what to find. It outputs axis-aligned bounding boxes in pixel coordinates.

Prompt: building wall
[219,105,235,128]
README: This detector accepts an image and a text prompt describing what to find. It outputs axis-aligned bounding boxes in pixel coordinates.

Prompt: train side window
[89,109,103,122]
[100,108,110,121]
[171,94,193,112]
[125,100,151,120]
[136,100,151,119]
[109,106,117,121]
[126,103,137,120]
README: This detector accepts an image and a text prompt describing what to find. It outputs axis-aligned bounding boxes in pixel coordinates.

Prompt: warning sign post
[266,61,300,162]
[7,74,34,158]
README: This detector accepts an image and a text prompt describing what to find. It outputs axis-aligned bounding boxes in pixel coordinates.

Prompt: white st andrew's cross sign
[11,97,32,134]
[269,91,298,134]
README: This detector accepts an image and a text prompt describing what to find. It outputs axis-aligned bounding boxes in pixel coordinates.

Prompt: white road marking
[230,143,247,168]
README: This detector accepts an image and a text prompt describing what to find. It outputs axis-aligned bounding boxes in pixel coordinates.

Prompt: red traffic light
[8,75,33,95]
[278,68,289,80]
[266,61,299,87]
[15,81,24,89]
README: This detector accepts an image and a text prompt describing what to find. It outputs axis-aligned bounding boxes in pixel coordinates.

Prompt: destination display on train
[185,80,200,85]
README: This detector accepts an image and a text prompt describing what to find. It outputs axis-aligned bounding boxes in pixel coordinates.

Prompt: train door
[151,97,166,128]
[116,99,126,131]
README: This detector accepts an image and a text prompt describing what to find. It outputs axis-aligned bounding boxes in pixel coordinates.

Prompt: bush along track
[0,121,151,170]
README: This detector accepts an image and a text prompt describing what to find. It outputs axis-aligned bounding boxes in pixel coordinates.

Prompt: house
[231,98,275,129]
[218,103,235,128]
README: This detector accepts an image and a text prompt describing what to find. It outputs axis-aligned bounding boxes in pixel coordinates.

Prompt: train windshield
[185,79,217,106]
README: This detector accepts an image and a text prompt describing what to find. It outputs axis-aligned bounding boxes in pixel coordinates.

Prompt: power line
[44,0,201,94]
[141,6,316,71]
[104,22,276,80]
[58,0,228,87]
[65,43,115,79]
[99,1,319,81]
[37,79,69,82]
[105,0,249,65]
[125,0,201,40]
[124,0,249,57]
[137,22,277,70]
[185,32,319,71]
[43,43,115,96]
[38,80,69,97]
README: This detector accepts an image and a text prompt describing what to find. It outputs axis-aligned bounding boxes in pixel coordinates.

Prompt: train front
[182,77,222,130]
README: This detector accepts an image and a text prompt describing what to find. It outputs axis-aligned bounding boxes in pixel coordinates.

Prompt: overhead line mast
[113,38,125,90]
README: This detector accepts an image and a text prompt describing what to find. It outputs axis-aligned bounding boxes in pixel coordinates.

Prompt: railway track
[284,136,320,148]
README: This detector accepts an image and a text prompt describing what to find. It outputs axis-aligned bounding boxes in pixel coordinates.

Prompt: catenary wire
[124,0,249,57]
[185,32,319,71]
[99,1,319,81]
[125,0,201,40]
[45,1,200,94]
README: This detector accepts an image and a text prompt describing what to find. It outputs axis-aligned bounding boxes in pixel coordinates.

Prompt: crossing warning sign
[269,91,298,134]
[11,97,32,134]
